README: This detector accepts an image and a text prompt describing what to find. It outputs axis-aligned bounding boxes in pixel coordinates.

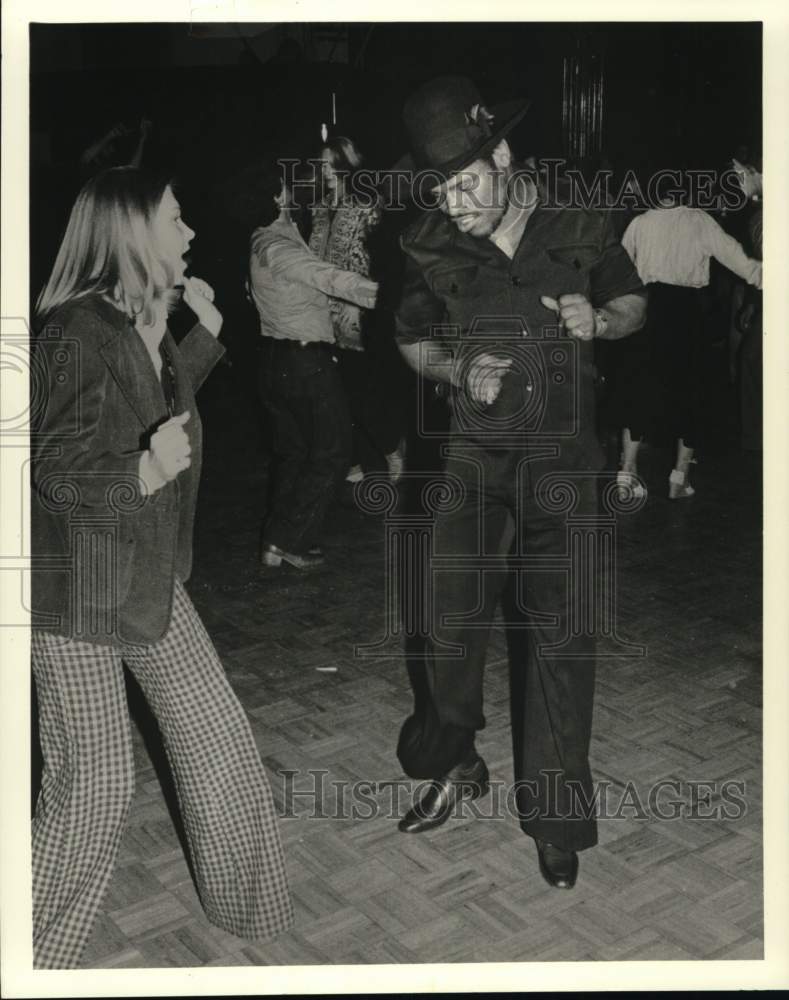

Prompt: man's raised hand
[541,293,596,341]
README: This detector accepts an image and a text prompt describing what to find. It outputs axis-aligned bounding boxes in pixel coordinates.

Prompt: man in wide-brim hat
[392,76,647,889]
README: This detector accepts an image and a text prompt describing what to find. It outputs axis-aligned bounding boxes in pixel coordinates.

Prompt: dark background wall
[27,20,762,498]
[30,21,763,167]
[29,21,762,303]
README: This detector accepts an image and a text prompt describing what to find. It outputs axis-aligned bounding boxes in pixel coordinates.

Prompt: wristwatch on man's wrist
[593,308,609,338]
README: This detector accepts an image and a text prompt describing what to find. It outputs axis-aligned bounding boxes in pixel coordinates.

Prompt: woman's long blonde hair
[36,167,177,328]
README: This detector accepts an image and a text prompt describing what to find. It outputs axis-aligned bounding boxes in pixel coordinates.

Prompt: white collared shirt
[489,176,538,259]
[622,206,762,289]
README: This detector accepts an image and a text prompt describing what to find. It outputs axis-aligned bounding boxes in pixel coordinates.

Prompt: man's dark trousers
[397,427,599,852]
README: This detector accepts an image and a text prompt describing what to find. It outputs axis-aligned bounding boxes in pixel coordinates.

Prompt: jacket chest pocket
[432,264,479,299]
[431,265,480,326]
[544,242,598,296]
[546,242,599,270]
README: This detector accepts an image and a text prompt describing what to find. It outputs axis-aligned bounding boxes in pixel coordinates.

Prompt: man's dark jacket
[395,179,645,465]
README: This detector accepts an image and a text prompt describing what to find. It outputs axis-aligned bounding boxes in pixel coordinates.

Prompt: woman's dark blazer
[31,294,225,647]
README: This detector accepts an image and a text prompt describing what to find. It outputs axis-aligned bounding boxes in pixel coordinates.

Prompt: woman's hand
[183,276,223,337]
[149,411,192,483]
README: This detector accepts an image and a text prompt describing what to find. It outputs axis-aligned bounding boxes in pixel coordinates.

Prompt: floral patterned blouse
[309,196,382,350]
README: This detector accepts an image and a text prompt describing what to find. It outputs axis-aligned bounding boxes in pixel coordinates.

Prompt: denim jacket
[250,217,377,345]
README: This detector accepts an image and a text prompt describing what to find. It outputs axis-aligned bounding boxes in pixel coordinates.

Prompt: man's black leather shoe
[398,753,489,834]
[535,839,579,889]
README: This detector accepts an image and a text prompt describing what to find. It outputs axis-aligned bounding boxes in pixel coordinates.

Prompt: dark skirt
[598,282,704,448]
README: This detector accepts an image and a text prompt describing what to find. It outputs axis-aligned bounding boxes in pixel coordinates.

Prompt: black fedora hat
[396,75,531,179]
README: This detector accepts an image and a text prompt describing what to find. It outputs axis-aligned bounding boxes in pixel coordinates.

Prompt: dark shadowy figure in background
[732,156,763,451]
[79,115,153,178]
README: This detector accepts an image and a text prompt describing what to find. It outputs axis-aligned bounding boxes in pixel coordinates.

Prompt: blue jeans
[259,338,351,553]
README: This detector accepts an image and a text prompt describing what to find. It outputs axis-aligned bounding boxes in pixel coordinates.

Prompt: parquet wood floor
[64,370,762,968]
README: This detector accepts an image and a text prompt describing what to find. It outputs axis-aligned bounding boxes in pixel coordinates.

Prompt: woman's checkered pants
[31,578,294,969]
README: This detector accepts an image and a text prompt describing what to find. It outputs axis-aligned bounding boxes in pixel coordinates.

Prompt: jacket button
[510,275,522,286]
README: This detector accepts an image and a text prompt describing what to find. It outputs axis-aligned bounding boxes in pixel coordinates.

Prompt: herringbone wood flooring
[49,368,762,968]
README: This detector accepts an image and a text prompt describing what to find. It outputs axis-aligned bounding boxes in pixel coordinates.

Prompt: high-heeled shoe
[668,468,695,499]
[616,469,647,500]
[385,443,405,483]
[260,543,325,569]
[345,465,364,483]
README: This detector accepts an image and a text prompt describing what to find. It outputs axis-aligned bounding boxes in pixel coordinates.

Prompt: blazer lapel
[99,319,168,432]
[163,329,189,415]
